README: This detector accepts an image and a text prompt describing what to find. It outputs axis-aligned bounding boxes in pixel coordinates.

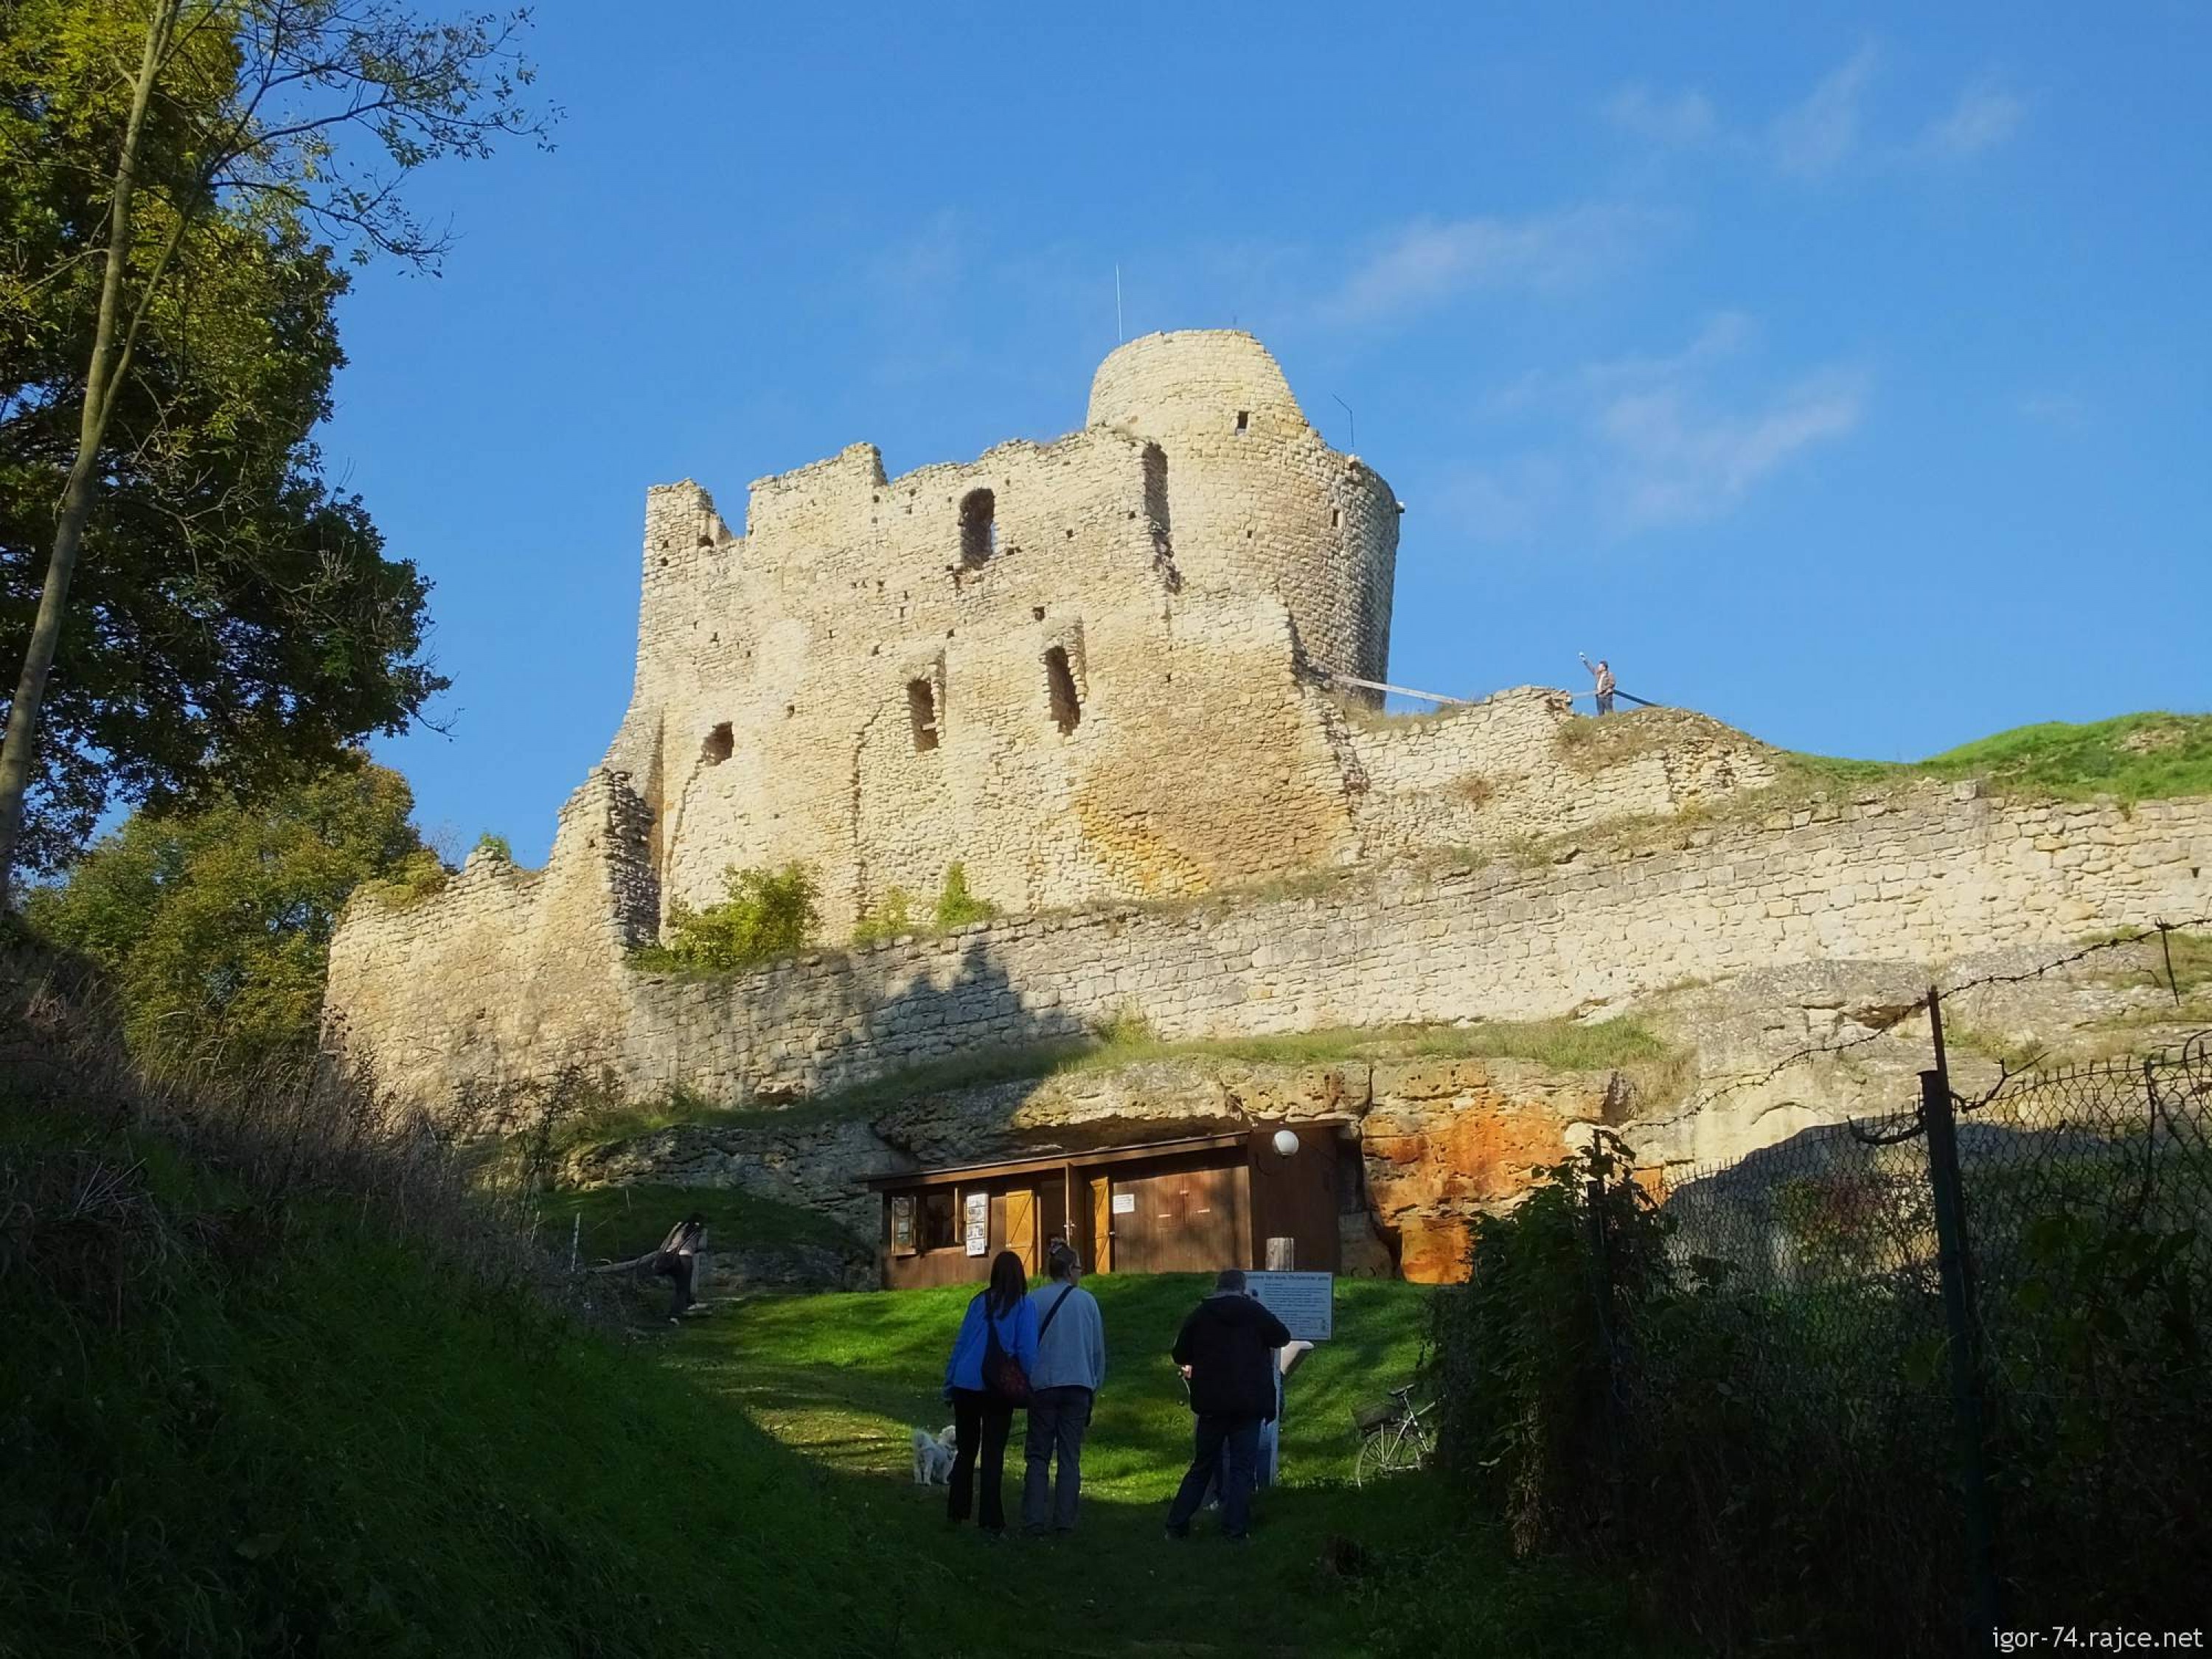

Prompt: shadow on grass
[644,1273,1677,1656]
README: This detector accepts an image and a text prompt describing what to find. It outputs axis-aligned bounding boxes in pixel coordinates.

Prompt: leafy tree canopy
[0,0,534,872]
[25,757,435,1071]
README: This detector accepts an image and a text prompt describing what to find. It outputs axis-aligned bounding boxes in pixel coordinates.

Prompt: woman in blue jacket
[942,1249,1040,1532]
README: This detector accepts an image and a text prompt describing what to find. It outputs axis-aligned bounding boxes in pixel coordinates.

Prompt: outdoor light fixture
[1272,1129,1301,1157]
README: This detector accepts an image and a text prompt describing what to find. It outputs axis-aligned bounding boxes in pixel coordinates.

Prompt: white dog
[911,1423,958,1486]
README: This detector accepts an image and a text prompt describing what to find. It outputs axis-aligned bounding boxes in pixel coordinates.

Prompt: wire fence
[1597,1015,2212,1651]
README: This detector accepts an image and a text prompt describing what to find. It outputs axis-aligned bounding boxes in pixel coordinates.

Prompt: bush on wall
[633,863,820,973]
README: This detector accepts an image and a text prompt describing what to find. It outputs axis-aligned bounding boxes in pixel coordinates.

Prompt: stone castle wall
[333,783,2212,1113]
[596,330,1410,934]
[1336,691,1780,860]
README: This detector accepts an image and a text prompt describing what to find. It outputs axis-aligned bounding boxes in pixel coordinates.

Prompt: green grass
[1772,711,2212,806]
[5,1102,1672,1655]
[540,1180,867,1264]
[668,1273,1671,1655]
[1,1145,948,1657]
[1919,712,2212,801]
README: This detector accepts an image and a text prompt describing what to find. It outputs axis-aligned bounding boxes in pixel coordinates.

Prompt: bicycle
[1352,1383,1433,1486]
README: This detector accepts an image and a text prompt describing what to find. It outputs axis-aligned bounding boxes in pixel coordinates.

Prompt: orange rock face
[1360,1062,1604,1284]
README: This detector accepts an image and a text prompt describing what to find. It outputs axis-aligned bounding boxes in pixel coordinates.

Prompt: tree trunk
[0,5,179,901]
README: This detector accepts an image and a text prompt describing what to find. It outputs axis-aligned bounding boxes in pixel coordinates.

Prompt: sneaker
[1164,1523,1191,1540]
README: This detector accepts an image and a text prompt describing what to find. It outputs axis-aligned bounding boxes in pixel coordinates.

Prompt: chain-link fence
[1601,1021,2212,1651]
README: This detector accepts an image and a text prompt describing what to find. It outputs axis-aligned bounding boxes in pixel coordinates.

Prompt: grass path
[658,1274,1672,1656]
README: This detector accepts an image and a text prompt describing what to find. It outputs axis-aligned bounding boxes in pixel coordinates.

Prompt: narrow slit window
[907,678,941,751]
[701,723,733,765]
[959,488,996,566]
[1235,409,1250,434]
[1044,646,1081,734]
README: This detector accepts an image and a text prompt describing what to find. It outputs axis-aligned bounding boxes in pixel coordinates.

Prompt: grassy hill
[4,1088,1667,1656]
[1785,709,2212,803]
[0,1124,954,1658]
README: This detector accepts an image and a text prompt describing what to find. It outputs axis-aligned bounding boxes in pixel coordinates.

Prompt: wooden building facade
[863,1121,1351,1291]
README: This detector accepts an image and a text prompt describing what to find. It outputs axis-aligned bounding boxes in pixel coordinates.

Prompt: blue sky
[322,3,2212,863]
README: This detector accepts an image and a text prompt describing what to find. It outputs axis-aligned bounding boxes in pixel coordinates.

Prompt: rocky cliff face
[560,931,2207,1287]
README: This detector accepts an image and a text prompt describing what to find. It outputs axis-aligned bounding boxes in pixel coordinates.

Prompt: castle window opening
[1044,646,1082,734]
[1236,410,1250,434]
[701,723,733,765]
[959,488,997,566]
[1331,507,1342,529]
[907,678,941,751]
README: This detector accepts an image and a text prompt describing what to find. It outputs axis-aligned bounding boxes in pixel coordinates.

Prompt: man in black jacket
[1164,1269,1293,1541]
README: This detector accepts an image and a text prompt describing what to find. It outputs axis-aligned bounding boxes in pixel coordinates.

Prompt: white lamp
[1271,1128,1301,1157]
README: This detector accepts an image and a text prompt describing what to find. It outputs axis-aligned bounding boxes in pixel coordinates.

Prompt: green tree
[25,758,433,1071]
[0,0,551,892]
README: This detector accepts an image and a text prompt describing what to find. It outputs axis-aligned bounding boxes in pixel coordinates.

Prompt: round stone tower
[1086,330,1397,685]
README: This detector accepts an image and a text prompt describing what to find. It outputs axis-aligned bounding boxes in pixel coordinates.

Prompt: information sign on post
[1245,1270,1334,1341]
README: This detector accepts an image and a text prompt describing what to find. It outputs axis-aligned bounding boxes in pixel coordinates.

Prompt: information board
[964,1191,990,1256]
[1245,1270,1334,1341]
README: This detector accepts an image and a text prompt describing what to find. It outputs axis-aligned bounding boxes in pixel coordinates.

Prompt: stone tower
[597,330,1403,932]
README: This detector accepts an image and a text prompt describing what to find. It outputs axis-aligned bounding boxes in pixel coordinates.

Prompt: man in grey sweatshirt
[1022,1238,1107,1534]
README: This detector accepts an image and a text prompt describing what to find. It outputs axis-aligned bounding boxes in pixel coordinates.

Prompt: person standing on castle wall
[653,1213,707,1323]
[942,1250,1040,1535]
[1580,653,1617,716]
[1022,1238,1107,1536]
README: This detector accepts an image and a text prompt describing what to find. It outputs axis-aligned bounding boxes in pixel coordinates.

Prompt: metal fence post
[1921,1061,2006,1644]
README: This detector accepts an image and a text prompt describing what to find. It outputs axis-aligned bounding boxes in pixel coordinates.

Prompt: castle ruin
[326,332,2209,1126]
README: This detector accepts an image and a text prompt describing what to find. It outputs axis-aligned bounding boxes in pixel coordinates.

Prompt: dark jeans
[1166,1414,1262,1538]
[947,1388,1014,1530]
[1023,1385,1093,1531]
[1595,691,1615,715]
[654,1251,695,1318]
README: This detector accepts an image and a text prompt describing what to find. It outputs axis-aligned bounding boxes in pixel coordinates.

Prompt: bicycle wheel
[1354,1427,1390,1487]
[1354,1425,1421,1486]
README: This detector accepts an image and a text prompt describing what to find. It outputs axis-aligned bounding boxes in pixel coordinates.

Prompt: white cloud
[1770,45,1880,178]
[1921,81,2025,159]
[1599,372,1867,529]
[1454,318,1866,540]
[1606,85,1718,147]
[1317,204,1677,327]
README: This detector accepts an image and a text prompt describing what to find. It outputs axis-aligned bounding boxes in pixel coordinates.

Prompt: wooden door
[993,1186,1039,1275]
[1089,1177,1114,1273]
[1114,1162,1248,1274]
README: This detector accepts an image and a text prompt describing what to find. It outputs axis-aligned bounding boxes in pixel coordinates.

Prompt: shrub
[850,887,914,946]
[474,831,514,862]
[933,862,997,929]
[631,864,819,973]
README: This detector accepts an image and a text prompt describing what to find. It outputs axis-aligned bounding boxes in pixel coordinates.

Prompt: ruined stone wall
[325,785,2205,1111]
[1338,691,1783,858]
[591,789,2208,1107]
[594,330,1405,936]
[324,771,656,1097]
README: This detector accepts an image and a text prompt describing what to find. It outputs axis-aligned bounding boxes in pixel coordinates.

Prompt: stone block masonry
[328,326,1796,1109]
[330,781,2212,1112]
